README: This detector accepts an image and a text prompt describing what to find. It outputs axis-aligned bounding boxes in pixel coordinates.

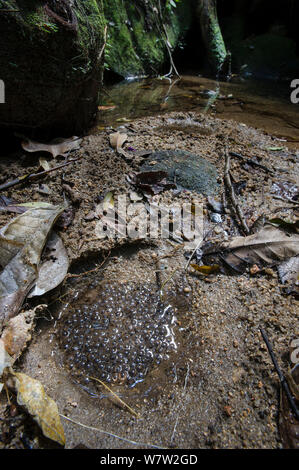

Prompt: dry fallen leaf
[102,191,114,212]
[39,156,51,171]
[109,131,134,159]
[12,372,65,446]
[277,256,299,296]
[21,136,82,159]
[109,131,127,153]
[116,117,131,123]
[98,105,116,111]
[202,224,299,273]
[28,232,69,298]
[1,305,46,361]
[0,204,65,329]
[0,338,12,379]
[130,170,176,195]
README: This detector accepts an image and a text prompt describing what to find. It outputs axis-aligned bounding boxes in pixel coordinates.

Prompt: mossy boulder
[0,0,106,135]
[104,0,192,78]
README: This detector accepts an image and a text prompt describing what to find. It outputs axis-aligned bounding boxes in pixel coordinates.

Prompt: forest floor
[0,111,298,449]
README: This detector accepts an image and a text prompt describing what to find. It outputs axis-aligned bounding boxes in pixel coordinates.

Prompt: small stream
[94,74,299,150]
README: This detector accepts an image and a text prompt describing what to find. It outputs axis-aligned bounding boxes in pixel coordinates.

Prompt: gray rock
[140,150,219,196]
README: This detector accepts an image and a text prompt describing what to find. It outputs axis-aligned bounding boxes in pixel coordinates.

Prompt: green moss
[103,0,142,77]
[75,0,106,57]
[130,13,164,72]
[206,11,227,71]
[104,0,192,78]
[166,3,191,47]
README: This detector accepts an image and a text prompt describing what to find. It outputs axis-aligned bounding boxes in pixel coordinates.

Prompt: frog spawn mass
[59,282,177,387]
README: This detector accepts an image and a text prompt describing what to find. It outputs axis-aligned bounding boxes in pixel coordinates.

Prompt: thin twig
[224,149,250,235]
[152,0,180,78]
[185,238,202,271]
[184,227,213,271]
[64,251,111,282]
[229,151,273,174]
[88,376,140,418]
[60,414,164,449]
[184,363,190,390]
[170,362,190,444]
[161,23,180,78]
[160,267,178,300]
[273,195,299,205]
[260,328,299,421]
[170,415,179,444]
[0,157,81,192]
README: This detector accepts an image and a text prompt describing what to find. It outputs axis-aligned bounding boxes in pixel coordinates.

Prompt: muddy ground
[0,111,298,449]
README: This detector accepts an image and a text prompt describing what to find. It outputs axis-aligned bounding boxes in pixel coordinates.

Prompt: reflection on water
[95,75,299,149]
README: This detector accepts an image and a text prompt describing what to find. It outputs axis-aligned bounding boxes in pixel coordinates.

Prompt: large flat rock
[141,149,219,195]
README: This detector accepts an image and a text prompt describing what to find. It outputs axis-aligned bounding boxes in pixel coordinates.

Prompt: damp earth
[0,104,298,449]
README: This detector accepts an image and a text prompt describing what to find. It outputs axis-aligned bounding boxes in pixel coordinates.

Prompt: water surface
[96,75,299,150]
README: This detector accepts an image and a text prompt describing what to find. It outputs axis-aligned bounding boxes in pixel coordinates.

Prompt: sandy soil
[0,111,298,449]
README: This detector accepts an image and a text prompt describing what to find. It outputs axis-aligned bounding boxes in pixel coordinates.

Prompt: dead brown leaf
[0,204,65,329]
[98,105,116,111]
[109,132,132,159]
[1,305,46,361]
[21,136,82,159]
[12,372,65,446]
[109,131,127,151]
[202,224,299,273]
[278,256,299,297]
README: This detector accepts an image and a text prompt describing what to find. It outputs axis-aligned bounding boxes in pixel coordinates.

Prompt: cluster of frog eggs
[59,282,177,387]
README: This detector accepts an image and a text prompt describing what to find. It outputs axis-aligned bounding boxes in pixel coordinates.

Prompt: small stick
[88,376,140,419]
[160,267,178,300]
[224,149,250,235]
[64,251,111,281]
[229,151,273,174]
[0,157,81,192]
[155,269,162,290]
[184,227,214,271]
[260,328,299,421]
[170,415,179,444]
[185,238,202,271]
[273,195,299,205]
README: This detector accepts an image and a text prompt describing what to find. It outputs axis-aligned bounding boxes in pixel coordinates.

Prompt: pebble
[210,212,222,223]
[224,405,233,417]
